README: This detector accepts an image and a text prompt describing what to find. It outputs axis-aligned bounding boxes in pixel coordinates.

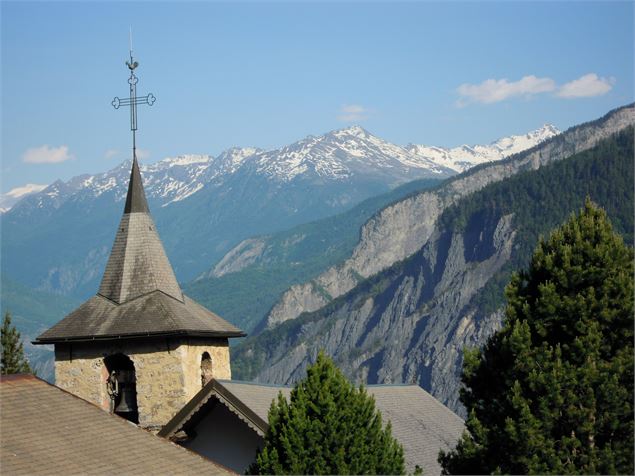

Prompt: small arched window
[201,352,213,387]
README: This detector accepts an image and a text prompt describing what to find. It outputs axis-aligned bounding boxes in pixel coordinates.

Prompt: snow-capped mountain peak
[331,125,370,139]
[407,124,561,173]
[4,123,560,214]
[252,125,454,183]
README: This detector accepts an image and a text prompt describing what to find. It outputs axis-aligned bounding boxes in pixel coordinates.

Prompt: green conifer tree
[1,311,33,375]
[440,200,634,474]
[249,352,405,475]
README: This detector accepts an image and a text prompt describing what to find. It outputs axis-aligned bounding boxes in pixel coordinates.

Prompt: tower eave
[34,292,245,345]
[33,330,246,345]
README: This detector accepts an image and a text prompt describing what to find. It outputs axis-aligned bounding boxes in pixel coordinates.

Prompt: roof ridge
[216,379,292,388]
[154,288,182,333]
[95,289,184,306]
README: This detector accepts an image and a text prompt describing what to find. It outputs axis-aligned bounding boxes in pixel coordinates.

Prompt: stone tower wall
[54,337,231,429]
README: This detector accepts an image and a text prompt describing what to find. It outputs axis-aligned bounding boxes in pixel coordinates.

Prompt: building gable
[160,379,465,475]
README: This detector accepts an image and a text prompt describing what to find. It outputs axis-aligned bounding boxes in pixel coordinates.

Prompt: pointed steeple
[124,157,149,214]
[34,47,245,350]
[98,159,183,304]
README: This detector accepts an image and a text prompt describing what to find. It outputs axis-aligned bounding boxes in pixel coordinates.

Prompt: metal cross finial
[111,36,156,161]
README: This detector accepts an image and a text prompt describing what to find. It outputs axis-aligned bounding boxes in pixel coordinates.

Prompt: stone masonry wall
[55,337,231,429]
[180,340,231,401]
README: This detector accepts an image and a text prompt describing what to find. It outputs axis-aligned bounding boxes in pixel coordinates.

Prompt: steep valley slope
[258,105,634,330]
[1,124,556,301]
[232,107,634,415]
[184,177,443,333]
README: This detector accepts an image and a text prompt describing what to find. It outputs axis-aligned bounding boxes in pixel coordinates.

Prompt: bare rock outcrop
[264,104,634,330]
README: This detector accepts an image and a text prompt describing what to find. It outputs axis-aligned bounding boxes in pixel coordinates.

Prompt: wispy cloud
[136,149,150,160]
[456,75,556,106]
[337,104,370,122]
[557,73,614,98]
[457,73,615,106]
[4,183,48,199]
[22,145,74,164]
[104,149,119,160]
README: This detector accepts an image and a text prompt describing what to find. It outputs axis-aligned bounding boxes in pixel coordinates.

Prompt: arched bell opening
[201,352,213,387]
[104,353,139,424]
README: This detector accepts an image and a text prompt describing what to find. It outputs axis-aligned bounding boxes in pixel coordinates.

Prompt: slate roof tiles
[0,374,232,475]
[160,379,465,475]
[35,157,245,344]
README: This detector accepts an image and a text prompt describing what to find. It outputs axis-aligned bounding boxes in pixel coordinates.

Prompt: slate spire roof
[124,156,150,214]
[98,156,183,304]
[35,159,244,344]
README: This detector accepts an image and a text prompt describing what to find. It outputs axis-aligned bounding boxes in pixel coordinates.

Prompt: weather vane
[111,28,156,160]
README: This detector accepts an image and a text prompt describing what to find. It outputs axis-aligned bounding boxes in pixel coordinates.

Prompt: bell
[115,386,138,413]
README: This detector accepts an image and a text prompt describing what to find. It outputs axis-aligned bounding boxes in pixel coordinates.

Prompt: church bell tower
[34,47,244,430]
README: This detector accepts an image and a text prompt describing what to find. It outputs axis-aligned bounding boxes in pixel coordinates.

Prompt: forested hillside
[440,126,634,316]
[255,105,633,332]
[232,127,634,415]
[184,178,442,333]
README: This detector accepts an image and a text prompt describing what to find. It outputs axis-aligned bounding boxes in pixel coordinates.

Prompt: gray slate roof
[0,374,232,475]
[36,292,243,342]
[35,158,244,344]
[160,379,465,475]
[98,212,183,304]
[99,158,182,304]
[124,155,150,214]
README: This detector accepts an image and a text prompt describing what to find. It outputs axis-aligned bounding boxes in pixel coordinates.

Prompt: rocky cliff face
[233,105,634,416]
[263,105,634,330]
[250,213,515,414]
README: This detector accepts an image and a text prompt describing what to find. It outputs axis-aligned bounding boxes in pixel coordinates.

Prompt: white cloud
[0,183,48,213]
[22,145,74,164]
[457,72,615,106]
[337,104,370,122]
[104,149,119,160]
[557,73,614,98]
[5,183,47,198]
[456,75,556,105]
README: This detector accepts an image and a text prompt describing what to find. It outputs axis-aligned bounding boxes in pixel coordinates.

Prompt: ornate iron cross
[111,45,156,160]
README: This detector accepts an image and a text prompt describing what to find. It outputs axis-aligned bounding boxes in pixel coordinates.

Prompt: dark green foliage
[441,126,634,316]
[233,128,634,382]
[249,352,405,475]
[440,201,634,474]
[1,311,33,374]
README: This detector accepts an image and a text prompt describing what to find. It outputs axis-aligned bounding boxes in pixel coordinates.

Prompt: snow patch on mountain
[406,124,560,173]
[253,126,454,182]
[5,124,559,215]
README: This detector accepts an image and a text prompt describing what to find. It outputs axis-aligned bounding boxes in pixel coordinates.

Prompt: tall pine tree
[1,311,33,375]
[250,352,405,475]
[440,200,634,474]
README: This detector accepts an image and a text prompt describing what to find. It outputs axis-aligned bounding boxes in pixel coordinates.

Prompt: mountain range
[228,104,634,416]
[1,124,558,300]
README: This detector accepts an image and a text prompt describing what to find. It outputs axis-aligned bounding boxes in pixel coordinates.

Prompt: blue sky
[2,1,633,191]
